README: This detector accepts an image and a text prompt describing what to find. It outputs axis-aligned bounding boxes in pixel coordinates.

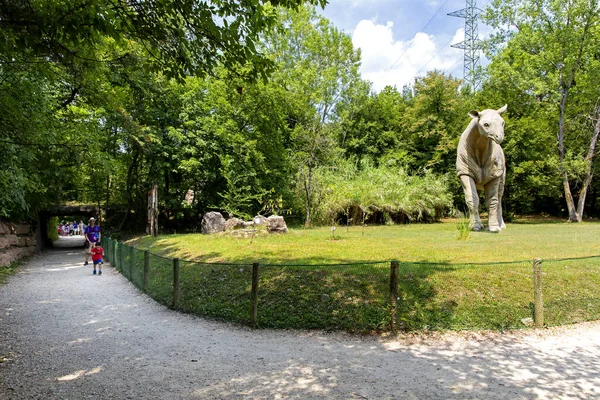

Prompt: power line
[444,58,463,74]
[381,0,453,80]
[414,35,458,77]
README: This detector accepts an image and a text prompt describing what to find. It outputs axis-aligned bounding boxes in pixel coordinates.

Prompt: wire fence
[101,237,600,332]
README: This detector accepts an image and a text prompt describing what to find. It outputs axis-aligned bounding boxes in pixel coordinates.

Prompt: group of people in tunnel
[58,220,85,237]
[56,216,104,275]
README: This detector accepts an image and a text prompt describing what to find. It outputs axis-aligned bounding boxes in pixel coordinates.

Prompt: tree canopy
[3,1,600,229]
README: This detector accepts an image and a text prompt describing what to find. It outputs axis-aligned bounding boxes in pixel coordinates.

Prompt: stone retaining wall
[0,220,37,267]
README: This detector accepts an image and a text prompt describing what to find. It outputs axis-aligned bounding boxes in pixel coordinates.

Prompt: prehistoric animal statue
[456,105,507,232]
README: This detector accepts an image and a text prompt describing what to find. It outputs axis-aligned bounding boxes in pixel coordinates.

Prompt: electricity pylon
[448,0,481,90]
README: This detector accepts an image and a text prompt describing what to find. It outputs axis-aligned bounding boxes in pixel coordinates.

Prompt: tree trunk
[303,172,311,227]
[576,172,592,220]
[575,106,600,220]
[563,172,580,222]
[557,87,580,222]
[555,12,593,222]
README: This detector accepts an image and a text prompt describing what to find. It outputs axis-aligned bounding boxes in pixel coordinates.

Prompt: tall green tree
[336,84,409,167]
[403,71,470,173]
[485,0,600,221]
[0,0,328,220]
[264,6,362,226]
[0,0,327,82]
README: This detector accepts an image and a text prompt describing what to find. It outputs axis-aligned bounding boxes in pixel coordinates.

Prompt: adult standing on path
[83,217,100,266]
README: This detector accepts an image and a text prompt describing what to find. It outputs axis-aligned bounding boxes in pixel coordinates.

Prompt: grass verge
[111,220,600,332]
[0,263,19,285]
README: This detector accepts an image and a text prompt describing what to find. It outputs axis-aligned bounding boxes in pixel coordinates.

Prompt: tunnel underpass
[38,205,100,249]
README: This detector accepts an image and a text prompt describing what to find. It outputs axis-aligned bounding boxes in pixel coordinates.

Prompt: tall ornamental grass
[312,162,452,225]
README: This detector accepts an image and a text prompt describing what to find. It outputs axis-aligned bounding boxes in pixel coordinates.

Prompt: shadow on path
[0,250,599,399]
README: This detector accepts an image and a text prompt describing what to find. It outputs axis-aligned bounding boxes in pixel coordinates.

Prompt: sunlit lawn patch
[119,220,600,332]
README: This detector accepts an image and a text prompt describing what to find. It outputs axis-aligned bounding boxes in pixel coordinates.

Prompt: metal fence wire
[541,256,600,325]
[259,262,389,331]
[178,260,253,324]
[394,260,534,330]
[146,251,174,308]
[102,238,600,332]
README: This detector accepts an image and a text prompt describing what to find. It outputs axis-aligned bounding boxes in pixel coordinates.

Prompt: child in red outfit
[90,242,104,275]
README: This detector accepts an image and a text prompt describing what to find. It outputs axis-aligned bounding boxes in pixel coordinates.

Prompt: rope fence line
[101,237,600,332]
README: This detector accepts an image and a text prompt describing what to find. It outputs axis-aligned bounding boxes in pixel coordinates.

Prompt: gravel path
[51,236,86,248]
[1,249,600,399]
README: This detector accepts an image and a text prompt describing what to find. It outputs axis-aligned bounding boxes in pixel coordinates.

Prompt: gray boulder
[224,217,245,231]
[266,215,288,234]
[201,212,226,234]
[253,215,268,225]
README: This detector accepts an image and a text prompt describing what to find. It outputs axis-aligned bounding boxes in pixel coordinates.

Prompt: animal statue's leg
[497,174,506,230]
[459,175,483,231]
[484,179,501,232]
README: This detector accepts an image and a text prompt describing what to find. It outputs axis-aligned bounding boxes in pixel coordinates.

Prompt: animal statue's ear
[469,110,479,119]
[497,104,508,114]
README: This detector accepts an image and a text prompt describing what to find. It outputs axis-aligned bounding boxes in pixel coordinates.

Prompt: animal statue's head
[469,104,507,144]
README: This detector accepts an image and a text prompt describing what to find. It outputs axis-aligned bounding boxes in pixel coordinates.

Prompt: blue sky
[317,0,493,91]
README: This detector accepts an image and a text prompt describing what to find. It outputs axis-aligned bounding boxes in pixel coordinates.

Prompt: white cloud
[352,19,464,91]
[452,28,465,45]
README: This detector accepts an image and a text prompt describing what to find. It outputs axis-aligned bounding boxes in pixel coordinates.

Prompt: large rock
[266,215,288,234]
[5,235,18,247]
[0,247,34,267]
[201,212,226,234]
[253,215,268,225]
[228,229,268,238]
[13,223,30,235]
[0,221,11,235]
[0,251,12,267]
[16,236,35,247]
[0,236,12,250]
[224,218,245,231]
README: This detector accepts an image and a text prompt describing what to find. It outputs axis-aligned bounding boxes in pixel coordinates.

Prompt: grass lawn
[128,219,600,264]
[113,219,600,332]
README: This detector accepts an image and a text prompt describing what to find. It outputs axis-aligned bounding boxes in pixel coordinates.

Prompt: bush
[47,216,59,241]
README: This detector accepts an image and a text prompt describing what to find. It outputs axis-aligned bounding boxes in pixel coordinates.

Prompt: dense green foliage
[3,0,600,230]
[483,0,600,220]
[46,216,59,241]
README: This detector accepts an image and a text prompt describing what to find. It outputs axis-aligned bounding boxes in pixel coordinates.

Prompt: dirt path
[1,249,599,399]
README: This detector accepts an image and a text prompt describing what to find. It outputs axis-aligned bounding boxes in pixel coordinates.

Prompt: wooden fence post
[250,262,260,328]
[143,250,150,293]
[390,260,399,332]
[173,258,180,309]
[533,258,544,327]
